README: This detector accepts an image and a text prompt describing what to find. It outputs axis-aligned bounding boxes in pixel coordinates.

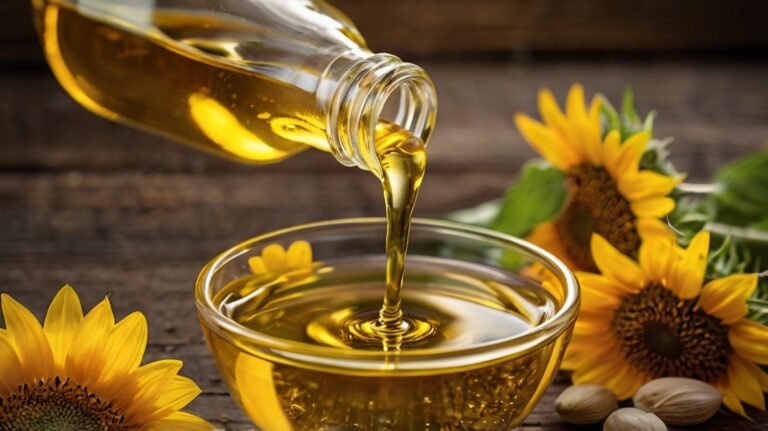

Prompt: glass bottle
[30,0,437,175]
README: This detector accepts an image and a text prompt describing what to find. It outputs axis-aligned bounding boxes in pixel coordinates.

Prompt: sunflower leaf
[640,137,679,176]
[490,162,569,237]
[643,110,658,135]
[712,150,768,225]
[598,89,648,141]
[599,95,622,134]
[748,296,768,325]
[621,88,640,126]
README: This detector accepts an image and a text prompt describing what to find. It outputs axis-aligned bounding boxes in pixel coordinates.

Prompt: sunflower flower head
[515,84,682,271]
[0,286,211,430]
[565,231,768,417]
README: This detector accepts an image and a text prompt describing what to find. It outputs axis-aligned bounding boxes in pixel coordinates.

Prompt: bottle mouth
[324,53,437,176]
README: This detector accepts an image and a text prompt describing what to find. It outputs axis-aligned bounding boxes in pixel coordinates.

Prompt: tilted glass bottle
[31,0,437,176]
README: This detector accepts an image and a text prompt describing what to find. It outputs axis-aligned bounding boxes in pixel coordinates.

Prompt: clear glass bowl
[196,218,579,430]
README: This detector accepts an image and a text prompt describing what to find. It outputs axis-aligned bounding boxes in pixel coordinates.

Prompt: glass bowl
[196,218,579,430]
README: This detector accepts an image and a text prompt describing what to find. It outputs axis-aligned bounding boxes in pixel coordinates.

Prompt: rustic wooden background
[2,1,768,430]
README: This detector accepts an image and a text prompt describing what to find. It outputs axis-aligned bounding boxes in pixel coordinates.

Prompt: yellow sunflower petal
[602,130,623,179]
[576,273,625,309]
[636,217,676,243]
[286,240,312,268]
[0,334,23,395]
[569,330,616,363]
[638,236,677,285]
[618,171,681,201]
[144,376,202,422]
[715,377,750,419]
[668,231,709,299]
[729,320,768,365]
[100,312,148,381]
[538,88,571,140]
[603,363,645,400]
[564,85,601,165]
[735,354,768,392]
[527,222,580,270]
[614,131,650,176]
[699,274,758,324]
[248,256,268,274]
[728,354,766,410]
[43,285,83,369]
[126,359,185,419]
[572,353,640,399]
[630,197,676,218]
[514,114,581,170]
[1,294,55,382]
[590,234,646,291]
[561,350,581,370]
[573,316,612,336]
[577,271,638,297]
[65,298,115,387]
[571,352,620,384]
[147,412,213,431]
[583,96,603,166]
[565,84,588,122]
[563,336,617,370]
[261,244,287,271]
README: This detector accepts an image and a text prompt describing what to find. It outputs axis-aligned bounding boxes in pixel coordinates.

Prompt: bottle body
[32,0,436,170]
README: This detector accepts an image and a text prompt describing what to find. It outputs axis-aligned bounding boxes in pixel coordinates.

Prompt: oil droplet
[257,112,271,120]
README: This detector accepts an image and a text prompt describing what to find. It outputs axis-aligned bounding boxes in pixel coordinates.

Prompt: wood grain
[1,60,767,429]
[3,0,768,63]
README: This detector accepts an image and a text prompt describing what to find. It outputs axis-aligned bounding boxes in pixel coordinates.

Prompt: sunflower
[515,84,681,271]
[0,285,211,430]
[564,231,767,417]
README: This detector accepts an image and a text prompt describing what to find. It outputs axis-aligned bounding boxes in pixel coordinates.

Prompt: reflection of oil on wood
[5,0,768,62]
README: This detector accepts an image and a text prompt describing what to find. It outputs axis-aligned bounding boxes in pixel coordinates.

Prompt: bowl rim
[195,217,580,372]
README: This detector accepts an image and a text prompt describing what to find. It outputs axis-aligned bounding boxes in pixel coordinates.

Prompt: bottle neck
[318,51,437,177]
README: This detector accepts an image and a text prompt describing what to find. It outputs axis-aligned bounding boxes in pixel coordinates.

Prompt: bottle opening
[322,53,437,176]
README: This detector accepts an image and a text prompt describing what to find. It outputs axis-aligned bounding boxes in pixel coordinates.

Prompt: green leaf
[490,162,569,237]
[751,219,768,231]
[713,150,768,225]
[621,88,640,126]
[748,296,768,325]
[599,95,621,134]
[643,110,657,135]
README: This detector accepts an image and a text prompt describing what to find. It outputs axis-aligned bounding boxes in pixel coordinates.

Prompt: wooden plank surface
[1,60,767,430]
[4,0,768,63]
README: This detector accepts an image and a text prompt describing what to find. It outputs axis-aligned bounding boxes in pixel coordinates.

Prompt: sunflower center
[0,377,137,431]
[612,283,732,382]
[555,164,640,271]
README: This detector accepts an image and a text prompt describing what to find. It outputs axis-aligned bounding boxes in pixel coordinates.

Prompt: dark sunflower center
[554,164,640,271]
[0,377,137,431]
[612,283,732,382]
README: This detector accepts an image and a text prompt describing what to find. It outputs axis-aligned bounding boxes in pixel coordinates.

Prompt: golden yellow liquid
[207,257,565,430]
[36,0,349,163]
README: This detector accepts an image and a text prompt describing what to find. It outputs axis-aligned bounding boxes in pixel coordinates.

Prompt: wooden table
[1,60,767,430]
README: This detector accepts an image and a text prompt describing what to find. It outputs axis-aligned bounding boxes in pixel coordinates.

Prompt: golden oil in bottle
[34,0,370,163]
